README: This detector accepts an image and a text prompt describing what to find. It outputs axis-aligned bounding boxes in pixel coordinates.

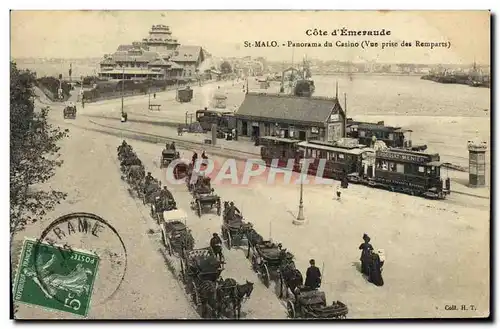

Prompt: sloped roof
[167,61,183,70]
[149,58,168,66]
[171,45,203,62]
[117,44,135,51]
[357,123,402,132]
[236,92,343,125]
[112,50,159,63]
[100,57,116,65]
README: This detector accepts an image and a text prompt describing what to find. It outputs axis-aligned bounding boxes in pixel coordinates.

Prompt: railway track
[59,117,489,202]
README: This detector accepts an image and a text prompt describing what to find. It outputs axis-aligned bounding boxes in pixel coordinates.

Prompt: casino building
[98,24,209,81]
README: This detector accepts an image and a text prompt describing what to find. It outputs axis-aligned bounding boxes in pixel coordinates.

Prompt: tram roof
[297,141,372,155]
[259,136,300,144]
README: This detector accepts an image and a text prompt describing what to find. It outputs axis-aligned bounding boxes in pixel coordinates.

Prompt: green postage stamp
[13,238,100,317]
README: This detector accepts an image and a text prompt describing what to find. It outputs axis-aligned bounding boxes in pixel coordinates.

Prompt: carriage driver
[170,141,176,151]
[304,259,322,290]
[226,202,241,221]
[160,186,174,202]
[210,233,224,262]
[145,172,154,186]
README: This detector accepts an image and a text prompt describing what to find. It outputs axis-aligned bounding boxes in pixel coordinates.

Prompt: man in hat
[335,185,342,201]
[359,234,374,276]
[144,172,154,187]
[210,233,224,262]
[226,201,241,222]
[304,259,322,290]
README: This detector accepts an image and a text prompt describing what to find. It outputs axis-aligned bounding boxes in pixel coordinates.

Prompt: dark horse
[279,262,303,299]
[245,228,265,258]
[219,278,254,319]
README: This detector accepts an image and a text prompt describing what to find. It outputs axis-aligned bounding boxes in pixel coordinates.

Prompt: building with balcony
[98,24,208,81]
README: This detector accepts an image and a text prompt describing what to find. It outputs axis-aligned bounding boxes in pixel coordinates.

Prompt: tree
[10,61,69,239]
[220,61,232,74]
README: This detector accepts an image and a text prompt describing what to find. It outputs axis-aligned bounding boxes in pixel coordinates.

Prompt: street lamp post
[121,66,125,116]
[293,168,306,225]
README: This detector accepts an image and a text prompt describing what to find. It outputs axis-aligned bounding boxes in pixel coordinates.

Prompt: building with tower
[98,24,209,81]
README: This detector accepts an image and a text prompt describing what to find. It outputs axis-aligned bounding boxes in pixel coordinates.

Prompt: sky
[10,10,490,65]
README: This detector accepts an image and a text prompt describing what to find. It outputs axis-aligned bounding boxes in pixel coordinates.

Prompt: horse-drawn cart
[159,149,180,169]
[63,105,77,119]
[176,86,194,103]
[286,289,348,319]
[189,175,221,217]
[246,234,295,288]
[221,202,253,249]
[160,209,195,256]
[180,247,225,317]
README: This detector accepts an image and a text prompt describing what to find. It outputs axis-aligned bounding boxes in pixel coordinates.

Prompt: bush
[36,76,71,100]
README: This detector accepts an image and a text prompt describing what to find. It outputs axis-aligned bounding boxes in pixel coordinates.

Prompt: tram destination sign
[377,150,430,163]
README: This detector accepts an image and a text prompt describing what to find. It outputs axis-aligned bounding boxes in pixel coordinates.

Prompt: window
[396,163,405,173]
[338,153,345,160]
[381,161,388,170]
[359,131,366,137]
[390,162,397,172]
[418,166,425,173]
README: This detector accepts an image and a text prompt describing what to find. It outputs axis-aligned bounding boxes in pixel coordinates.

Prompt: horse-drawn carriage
[246,230,295,288]
[286,289,348,319]
[180,247,225,318]
[160,208,195,256]
[159,149,180,169]
[221,202,253,249]
[189,174,221,217]
[63,105,77,119]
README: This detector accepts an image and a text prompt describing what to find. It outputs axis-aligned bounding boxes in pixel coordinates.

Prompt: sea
[13,58,490,118]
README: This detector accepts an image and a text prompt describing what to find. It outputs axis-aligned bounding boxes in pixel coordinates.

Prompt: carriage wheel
[196,200,202,217]
[286,300,296,318]
[161,231,172,256]
[246,242,252,259]
[278,271,284,298]
[262,263,270,288]
[226,229,232,250]
[191,281,200,306]
[179,259,185,283]
[251,254,258,272]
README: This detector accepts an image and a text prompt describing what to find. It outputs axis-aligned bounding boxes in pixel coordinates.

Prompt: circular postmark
[32,212,128,311]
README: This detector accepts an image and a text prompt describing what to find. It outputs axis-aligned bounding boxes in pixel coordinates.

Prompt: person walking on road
[335,184,342,201]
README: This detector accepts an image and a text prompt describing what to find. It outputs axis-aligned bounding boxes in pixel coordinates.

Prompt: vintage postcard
[10,10,490,320]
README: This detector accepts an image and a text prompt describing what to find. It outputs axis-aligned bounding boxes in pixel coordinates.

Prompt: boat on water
[421,62,490,88]
[280,55,316,97]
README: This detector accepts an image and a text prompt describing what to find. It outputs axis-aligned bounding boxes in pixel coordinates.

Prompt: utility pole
[121,66,125,116]
[148,78,151,110]
[344,92,347,138]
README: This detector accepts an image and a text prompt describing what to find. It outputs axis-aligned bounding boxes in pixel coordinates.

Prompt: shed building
[235,92,346,142]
